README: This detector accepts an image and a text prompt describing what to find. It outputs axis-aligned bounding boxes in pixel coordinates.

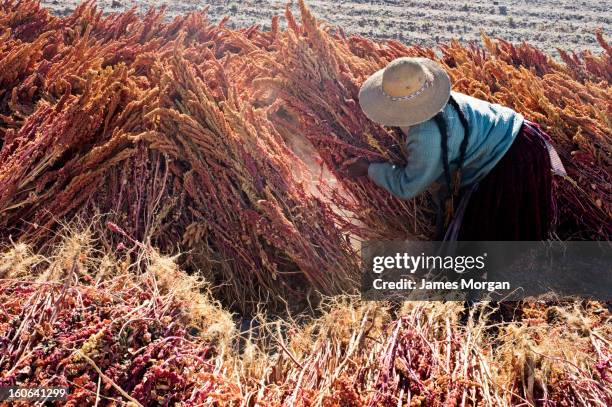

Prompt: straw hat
[358,57,451,127]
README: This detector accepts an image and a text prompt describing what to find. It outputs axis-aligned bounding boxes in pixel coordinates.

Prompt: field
[39,0,612,54]
[1,0,611,405]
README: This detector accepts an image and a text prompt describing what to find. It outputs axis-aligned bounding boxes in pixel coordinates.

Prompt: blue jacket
[367,92,524,199]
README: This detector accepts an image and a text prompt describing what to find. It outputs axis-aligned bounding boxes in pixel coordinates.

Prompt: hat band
[381,72,433,102]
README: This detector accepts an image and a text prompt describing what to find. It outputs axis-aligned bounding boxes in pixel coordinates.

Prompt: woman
[345,57,563,241]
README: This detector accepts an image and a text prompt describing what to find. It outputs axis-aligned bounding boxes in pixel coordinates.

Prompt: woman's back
[368,92,525,199]
[411,92,525,186]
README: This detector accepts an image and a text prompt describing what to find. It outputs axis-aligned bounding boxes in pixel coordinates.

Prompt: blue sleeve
[367,123,443,200]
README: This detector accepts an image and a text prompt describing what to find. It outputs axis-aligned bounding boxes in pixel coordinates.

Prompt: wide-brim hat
[358,57,451,127]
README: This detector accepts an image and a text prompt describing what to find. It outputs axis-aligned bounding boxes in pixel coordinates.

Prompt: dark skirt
[457,121,555,241]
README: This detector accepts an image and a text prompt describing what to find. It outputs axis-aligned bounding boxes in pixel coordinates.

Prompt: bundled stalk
[246,299,611,406]
[0,230,241,406]
[140,53,358,309]
[0,1,360,312]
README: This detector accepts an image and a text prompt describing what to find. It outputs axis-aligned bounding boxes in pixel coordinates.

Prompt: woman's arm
[367,122,444,200]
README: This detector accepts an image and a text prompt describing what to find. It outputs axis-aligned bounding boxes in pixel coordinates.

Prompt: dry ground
[40,0,611,54]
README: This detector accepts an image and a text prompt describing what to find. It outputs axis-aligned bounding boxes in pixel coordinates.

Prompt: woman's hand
[342,157,371,178]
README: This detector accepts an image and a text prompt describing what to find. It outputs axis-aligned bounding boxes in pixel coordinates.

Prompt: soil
[40,0,611,55]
